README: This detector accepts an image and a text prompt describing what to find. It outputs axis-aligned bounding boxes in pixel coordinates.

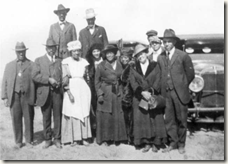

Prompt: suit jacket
[49,22,77,58]
[95,60,123,113]
[1,59,35,107]
[32,55,62,107]
[157,48,195,104]
[79,25,108,58]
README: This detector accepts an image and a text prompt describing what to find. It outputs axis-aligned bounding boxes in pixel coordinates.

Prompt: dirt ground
[0,102,224,160]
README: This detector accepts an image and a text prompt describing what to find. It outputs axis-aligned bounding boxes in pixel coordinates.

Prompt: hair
[86,43,103,64]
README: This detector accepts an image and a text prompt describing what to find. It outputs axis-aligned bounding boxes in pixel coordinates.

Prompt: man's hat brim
[54,8,70,15]
[13,48,29,51]
[159,36,180,40]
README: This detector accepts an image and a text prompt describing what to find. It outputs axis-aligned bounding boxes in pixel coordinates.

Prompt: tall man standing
[1,42,35,148]
[79,8,109,58]
[49,4,77,59]
[157,29,195,154]
[32,38,63,149]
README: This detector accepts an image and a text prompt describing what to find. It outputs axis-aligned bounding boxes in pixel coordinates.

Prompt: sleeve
[94,64,104,97]
[1,64,9,100]
[102,27,109,46]
[32,58,49,84]
[183,54,195,84]
[72,24,77,41]
[151,64,161,94]
[129,68,143,100]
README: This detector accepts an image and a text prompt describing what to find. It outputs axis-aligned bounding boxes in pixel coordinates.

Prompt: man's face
[46,46,57,57]
[72,49,81,60]
[151,41,161,51]
[148,36,154,45]
[16,50,26,61]
[163,38,176,52]
[57,11,67,22]
[86,17,95,28]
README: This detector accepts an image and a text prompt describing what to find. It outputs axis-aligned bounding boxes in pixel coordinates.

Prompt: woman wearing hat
[85,43,103,137]
[95,45,127,146]
[129,44,167,153]
[61,40,92,146]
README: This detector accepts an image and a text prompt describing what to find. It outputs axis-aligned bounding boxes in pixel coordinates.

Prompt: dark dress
[129,61,167,146]
[95,60,127,144]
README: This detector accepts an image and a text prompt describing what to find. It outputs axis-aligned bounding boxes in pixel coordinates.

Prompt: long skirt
[61,115,92,144]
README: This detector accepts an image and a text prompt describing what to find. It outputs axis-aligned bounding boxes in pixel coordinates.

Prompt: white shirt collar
[166,47,175,60]
[46,54,55,62]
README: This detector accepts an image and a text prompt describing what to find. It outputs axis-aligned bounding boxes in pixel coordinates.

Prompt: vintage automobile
[177,34,224,123]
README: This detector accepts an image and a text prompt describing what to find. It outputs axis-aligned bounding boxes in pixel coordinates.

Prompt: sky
[0,0,224,77]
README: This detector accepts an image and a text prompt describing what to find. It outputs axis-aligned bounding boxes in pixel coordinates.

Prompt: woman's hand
[97,95,104,104]
[141,91,151,101]
[67,90,75,103]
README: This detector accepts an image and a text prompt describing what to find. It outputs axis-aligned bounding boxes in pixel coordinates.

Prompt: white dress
[61,57,92,144]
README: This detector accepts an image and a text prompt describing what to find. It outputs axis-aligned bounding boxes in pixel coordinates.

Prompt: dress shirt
[59,21,66,30]
[153,47,163,62]
[88,25,95,34]
[166,47,175,60]
[46,54,55,62]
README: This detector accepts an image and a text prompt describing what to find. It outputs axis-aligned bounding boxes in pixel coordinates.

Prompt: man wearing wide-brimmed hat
[32,38,63,149]
[79,8,109,59]
[157,29,195,154]
[1,42,35,149]
[49,4,77,59]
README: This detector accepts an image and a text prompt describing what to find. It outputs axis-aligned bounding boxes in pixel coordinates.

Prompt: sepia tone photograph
[0,0,224,160]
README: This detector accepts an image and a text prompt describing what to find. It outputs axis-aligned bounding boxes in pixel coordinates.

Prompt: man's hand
[97,96,104,104]
[62,76,69,87]
[48,77,58,87]
[4,99,9,107]
[67,91,75,103]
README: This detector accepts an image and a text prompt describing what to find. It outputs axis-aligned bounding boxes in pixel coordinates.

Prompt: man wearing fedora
[49,4,77,59]
[32,38,63,149]
[1,42,35,148]
[157,29,195,154]
[79,8,109,58]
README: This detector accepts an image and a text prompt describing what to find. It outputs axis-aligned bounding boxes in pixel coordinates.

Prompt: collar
[87,24,96,30]
[154,47,162,55]
[46,54,55,62]
[59,21,67,25]
[166,47,175,59]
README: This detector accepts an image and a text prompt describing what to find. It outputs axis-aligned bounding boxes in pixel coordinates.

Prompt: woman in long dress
[61,40,92,146]
[129,44,167,152]
[95,45,127,145]
[85,43,103,137]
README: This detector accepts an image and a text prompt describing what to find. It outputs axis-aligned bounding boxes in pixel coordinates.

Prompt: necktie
[166,52,170,65]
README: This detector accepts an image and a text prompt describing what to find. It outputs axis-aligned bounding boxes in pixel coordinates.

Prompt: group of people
[1,4,195,155]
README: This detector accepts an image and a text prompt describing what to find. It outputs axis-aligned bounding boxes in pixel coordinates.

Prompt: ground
[0,103,224,160]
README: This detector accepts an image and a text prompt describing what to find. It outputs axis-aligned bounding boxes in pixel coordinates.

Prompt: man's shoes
[142,144,151,153]
[14,143,23,149]
[42,140,52,149]
[25,142,33,148]
[152,144,158,153]
[53,140,62,149]
[162,146,175,153]
[178,147,186,154]
[82,140,89,146]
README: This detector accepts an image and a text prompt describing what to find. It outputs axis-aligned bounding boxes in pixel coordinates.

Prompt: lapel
[21,59,30,73]
[144,62,157,78]
[63,22,70,33]
[170,49,179,67]
[135,61,144,76]
[104,60,116,74]
[12,59,17,82]
[160,51,168,66]
[54,22,62,32]
[92,25,99,38]
[43,55,51,75]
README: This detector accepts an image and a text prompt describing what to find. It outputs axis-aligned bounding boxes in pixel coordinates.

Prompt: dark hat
[90,43,103,52]
[102,45,118,54]
[54,4,70,15]
[133,44,148,58]
[146,30,158,37]
[159,29,180,40]
[120,49,134,58]
[43,38,58,47]
[13,42,28,51]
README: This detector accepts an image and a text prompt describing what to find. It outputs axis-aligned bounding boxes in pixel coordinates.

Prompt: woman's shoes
[82,140,89,146]
[152,144,158,153]
[142,144,151,153]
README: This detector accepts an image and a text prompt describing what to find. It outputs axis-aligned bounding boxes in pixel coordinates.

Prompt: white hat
[85,8,96,19]
[67,40,81,51]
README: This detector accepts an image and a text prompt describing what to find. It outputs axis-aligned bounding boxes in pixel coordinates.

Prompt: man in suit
[157,29,195,154]
[1,42,35,148]
[49,4,77,59]
[79,8,109,58]
[32,38,63,149]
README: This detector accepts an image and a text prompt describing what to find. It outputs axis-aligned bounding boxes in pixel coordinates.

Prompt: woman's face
[92,49,101,59]
[120,55,130,65]
[106,51,115,62]
[137,51,147,64]
[71,49,81,60]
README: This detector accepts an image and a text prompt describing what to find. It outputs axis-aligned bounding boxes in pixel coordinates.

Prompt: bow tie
[60,22,66,25]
